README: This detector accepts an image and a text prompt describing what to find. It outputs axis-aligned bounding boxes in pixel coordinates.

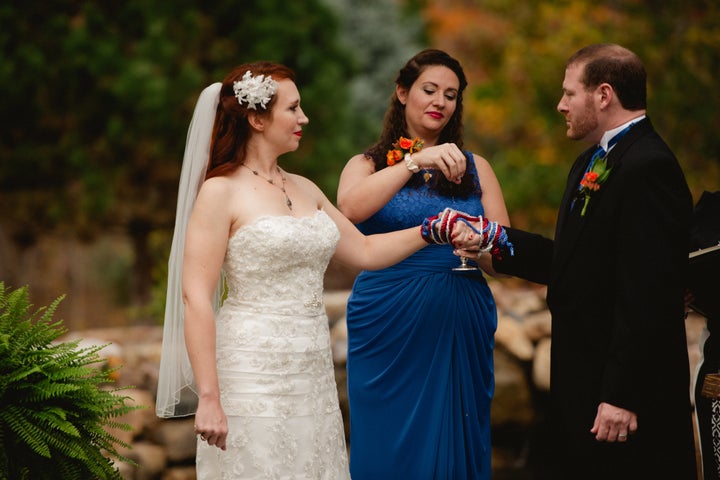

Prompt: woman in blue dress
[337,49,510,479]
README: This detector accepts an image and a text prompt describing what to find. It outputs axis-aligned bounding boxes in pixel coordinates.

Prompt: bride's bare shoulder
[198,174,239,195]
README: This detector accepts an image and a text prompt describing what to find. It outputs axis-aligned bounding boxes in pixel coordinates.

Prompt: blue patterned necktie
[571,122,636,212]
[585,145,607,174]
[578,123,636,190]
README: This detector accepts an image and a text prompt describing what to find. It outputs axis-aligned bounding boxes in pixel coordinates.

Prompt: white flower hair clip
[232,70,279,110]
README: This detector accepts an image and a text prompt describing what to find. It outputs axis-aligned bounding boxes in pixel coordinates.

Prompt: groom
[466,44,697,479]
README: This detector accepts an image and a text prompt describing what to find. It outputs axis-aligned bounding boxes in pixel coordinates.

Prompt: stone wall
[62,283,705,479]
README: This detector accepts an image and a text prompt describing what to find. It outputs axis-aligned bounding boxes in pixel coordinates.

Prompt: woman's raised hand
[412,143,466,183]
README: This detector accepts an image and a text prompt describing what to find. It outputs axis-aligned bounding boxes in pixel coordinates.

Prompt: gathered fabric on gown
[346,157,497,480]
[196,211,350,480]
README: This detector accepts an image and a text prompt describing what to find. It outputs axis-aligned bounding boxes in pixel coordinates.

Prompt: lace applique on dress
[196,210,350,480]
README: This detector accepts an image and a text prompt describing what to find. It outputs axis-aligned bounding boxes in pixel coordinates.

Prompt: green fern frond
[24,380,84,402]
[3,405,53,458]
[0,283,143,479]
[32,407,82,437]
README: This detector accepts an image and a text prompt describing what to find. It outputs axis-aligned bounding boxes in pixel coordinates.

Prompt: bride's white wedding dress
[196,210,350,479]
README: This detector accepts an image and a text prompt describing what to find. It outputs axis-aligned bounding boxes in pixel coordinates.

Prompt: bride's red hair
[206,62,295,180]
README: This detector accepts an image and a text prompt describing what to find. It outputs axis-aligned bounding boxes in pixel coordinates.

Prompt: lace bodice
[223,210,339,313]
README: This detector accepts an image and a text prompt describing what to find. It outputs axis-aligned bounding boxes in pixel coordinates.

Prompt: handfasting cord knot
[420,215,441,244]
[420,208,514,258]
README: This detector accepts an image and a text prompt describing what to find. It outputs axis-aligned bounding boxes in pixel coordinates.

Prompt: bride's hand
[451,220,483,249]
[412,143,466,183]
[194,397,229,450]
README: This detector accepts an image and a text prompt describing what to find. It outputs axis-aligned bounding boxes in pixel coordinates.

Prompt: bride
[155,62,437,479]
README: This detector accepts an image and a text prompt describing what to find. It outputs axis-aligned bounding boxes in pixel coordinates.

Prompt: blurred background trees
[426,0,720,232]
[1,0,718,328]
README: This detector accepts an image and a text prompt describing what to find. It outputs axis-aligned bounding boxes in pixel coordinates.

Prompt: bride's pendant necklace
[242,164,293,211]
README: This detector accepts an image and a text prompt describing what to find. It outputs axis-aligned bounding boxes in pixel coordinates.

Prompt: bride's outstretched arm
[294,175,427,270]
[326,201,427,271]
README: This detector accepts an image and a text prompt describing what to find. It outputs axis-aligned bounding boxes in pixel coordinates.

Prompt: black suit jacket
[494,118,697,479]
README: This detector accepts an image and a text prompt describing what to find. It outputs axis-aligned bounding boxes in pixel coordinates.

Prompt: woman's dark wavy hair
[205,62,295,179]
[366,49,476,198]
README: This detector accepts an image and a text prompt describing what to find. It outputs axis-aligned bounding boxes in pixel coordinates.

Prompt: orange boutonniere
[386,136,423,166]
[578,155,612,216]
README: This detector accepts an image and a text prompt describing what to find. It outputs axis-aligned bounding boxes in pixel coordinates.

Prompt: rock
[116,342,163,389]
[123,442,168,480]
[492,348,534,427]
[532,337,552,392]
[489,281,547,317]
[152,418,197,463]
[495,314,535,362]
[330,317,348,365]
[522,310,552,343]
[118,389,159,440]
[324,290,351,325]
[161,466,197,480]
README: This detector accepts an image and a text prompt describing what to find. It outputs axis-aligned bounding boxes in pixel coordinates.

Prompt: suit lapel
[557,148,594,230]
[551,118,652,282]
[552,148,594,275]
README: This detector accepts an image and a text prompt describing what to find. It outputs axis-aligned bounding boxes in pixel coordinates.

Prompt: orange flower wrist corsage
[386,136,423,167]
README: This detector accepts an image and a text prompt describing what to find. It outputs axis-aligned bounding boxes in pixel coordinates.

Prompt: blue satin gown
[346,157,496,479]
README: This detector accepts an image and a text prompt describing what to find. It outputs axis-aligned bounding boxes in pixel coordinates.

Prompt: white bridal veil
[156,82,224,417]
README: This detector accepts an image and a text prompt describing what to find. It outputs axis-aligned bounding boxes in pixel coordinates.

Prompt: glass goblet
[452,255,478,271]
